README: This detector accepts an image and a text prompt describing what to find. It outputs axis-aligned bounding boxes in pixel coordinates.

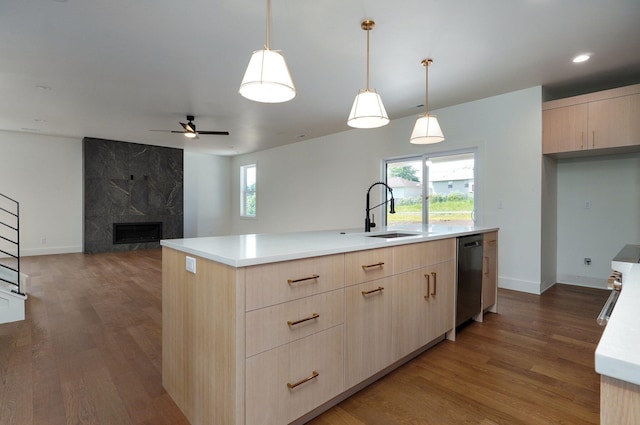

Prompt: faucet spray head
[390,197,396,214]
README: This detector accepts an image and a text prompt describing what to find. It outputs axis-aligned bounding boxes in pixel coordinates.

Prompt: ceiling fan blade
[181,121,198,133]
[198,131,230,135]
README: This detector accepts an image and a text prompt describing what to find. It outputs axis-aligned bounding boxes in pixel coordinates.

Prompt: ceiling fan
[151,115,229,139]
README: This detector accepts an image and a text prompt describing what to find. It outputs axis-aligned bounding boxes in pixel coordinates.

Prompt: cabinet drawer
[245,326,344,425]
[245,254,345,311]
[394,238,456,273]
[345,247,394,285]
[246,289,344,358]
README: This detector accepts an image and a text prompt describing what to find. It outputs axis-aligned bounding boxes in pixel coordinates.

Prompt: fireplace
[113,222,163,245]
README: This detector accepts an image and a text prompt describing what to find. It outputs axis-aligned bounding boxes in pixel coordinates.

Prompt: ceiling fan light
[410,114,444,144]
[347,89,389,128]
[184,131,198,139]
[239,49,296,103]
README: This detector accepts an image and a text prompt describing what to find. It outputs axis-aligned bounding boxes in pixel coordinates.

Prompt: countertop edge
[160,226,499,267]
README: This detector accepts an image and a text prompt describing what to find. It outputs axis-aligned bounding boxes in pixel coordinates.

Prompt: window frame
[383,147,479,227]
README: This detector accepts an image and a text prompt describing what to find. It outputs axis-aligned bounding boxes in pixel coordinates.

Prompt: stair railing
[0,193,22,296]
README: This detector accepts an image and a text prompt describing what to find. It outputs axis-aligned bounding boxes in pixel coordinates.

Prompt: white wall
[541,155,558,293]
[183,152,232,237]
[231,86,545,293]
[557,153,640,288]
[0,130,83,255]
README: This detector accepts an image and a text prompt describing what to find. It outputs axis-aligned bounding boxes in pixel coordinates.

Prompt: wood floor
[0,249,609,424]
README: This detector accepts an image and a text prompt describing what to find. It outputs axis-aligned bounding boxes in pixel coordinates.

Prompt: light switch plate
[186,256,196,274]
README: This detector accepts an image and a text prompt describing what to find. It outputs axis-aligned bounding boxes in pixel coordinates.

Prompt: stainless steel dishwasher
[456,234,484,327]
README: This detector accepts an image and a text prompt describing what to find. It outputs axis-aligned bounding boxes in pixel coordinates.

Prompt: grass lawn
[388,200,474,225]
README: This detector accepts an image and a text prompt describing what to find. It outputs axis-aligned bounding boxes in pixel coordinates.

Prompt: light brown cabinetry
[245,326,344,425]
[345,277,394,387]
[482,231,498,314]
[244,255,345,425]
[600,375,640,425]
[392,239,456,359]
[163,233,496,425]
[543,84,640,156]
[542,103,588,153]
[344,248,394,387]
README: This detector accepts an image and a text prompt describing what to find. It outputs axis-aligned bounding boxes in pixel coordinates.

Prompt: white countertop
[595,263,640,386]
[160,224,498,267]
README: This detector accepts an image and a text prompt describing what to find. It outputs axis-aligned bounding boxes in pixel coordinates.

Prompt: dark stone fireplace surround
[83,137,183,254]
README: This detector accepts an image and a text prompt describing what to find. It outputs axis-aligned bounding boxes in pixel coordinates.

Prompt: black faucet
[365,181,396,232]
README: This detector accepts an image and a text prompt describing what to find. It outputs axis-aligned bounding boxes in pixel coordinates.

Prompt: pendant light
[347,20,389,129]
[239,0,295,103]
[410,59,444,144]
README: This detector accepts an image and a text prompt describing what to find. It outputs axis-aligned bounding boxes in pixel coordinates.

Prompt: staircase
[0,193,27,324]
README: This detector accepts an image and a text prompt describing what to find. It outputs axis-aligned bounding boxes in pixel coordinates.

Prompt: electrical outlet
[41,237,46,244]
[584,200,591,209]
[584,257,591,265]
[186,256,196,274]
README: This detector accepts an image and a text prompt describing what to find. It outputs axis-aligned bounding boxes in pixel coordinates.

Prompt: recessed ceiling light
[573,54,590,63]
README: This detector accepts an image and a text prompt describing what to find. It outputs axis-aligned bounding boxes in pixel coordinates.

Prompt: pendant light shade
[239,0,296,103]
[410,115,444,144]
[348,89,389,129]
[410,59,444,144]
[347,20,389,129]
[239,49,295,103]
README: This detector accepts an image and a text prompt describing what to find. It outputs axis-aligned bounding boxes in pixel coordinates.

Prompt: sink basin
[366,231,422,239]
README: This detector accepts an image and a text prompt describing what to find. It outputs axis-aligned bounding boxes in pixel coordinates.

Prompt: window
[385,150,477,227]
[241,164,256,217]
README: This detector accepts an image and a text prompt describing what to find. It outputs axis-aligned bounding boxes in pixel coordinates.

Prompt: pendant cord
[425,63,428,114]
[365,26,370,91]
[265,0,271,50]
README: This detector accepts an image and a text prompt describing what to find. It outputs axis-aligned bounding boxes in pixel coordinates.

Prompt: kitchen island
[161,224,498,425]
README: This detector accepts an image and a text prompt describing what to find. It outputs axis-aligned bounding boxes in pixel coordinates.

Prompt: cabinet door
[542,104,588,154]
[345,277,393,388]
[392,268,430,359]
[482,232,498,314]
[393,261,455,359]
[589,93,640,149]
[425,260,455,342]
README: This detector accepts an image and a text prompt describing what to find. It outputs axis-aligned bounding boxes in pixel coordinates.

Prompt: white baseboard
[557,274,608,290]
[498,276,542,295]
[21,245,83,256]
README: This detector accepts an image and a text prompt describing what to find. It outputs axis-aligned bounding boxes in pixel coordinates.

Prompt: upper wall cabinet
[543,84,640,157]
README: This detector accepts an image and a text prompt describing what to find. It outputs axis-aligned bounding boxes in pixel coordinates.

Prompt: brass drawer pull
[431,272,437,296]
[287,370,319,389]
[424,273,430,300]
[287,313,319,327]
[287,274,319,284]
[361,286,384,296]
[361,262,384,270]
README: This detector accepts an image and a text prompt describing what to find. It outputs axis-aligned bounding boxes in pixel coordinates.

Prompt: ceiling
[1,0,639,156]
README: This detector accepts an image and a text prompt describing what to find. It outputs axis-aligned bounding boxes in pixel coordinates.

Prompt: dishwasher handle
[462,240,481,248]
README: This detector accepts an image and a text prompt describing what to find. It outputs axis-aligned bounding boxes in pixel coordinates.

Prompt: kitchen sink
[366,231,422,239]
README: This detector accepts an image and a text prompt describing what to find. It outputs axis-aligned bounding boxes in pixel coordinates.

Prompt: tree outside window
[241,164,256,217]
